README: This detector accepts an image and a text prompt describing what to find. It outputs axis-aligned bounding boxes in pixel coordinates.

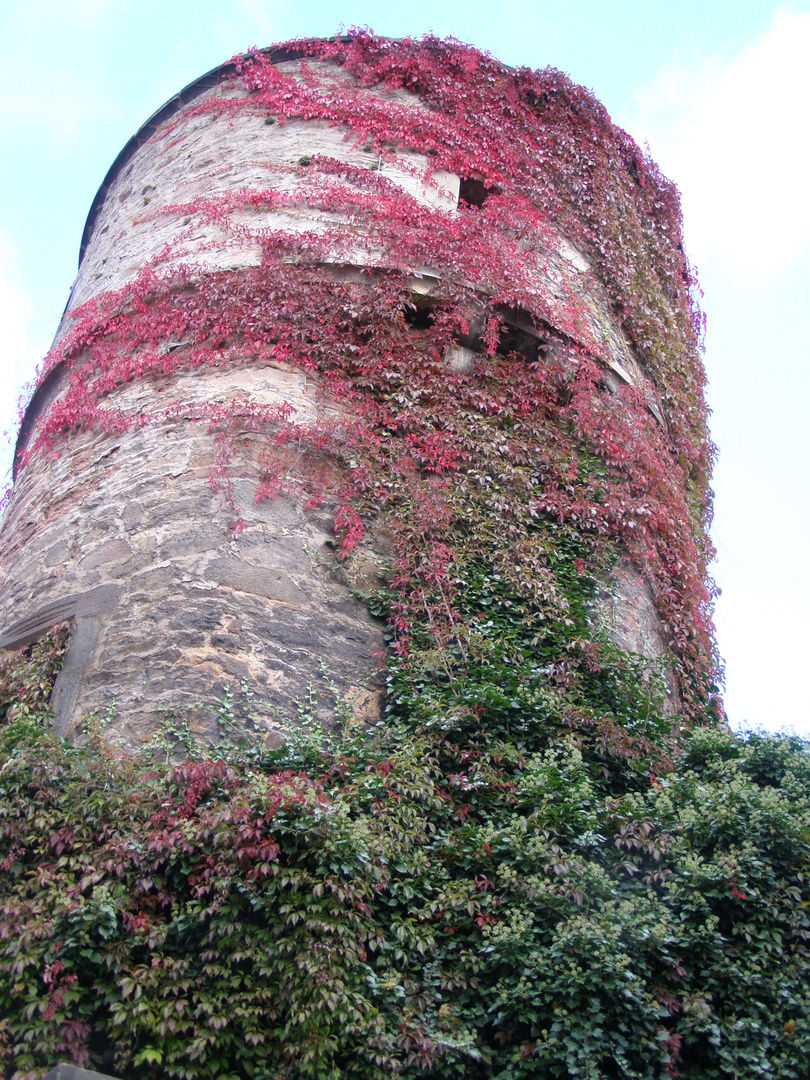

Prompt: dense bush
[0,628,807,1080]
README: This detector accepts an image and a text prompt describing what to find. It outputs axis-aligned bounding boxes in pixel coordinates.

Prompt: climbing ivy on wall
[18,31,720,724]
[0,629,808,1079]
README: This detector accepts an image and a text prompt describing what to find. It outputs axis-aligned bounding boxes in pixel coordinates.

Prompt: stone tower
[0,35,719,750]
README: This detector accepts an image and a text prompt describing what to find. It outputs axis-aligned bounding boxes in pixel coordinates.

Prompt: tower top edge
[77,33,536,269]
[78,39,352,267]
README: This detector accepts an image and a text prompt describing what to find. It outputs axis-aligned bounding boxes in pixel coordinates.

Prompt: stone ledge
[43,1065,117,1080]
[0,595,78,651]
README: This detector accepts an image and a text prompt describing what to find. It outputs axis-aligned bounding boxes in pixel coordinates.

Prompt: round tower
[0,35,720,752]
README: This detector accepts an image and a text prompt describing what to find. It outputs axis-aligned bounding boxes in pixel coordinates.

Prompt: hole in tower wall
[458,177,499,208]
[496,325,546,365]
[625,153,645,189]
[494,308,548,365]
[403,297,436,329]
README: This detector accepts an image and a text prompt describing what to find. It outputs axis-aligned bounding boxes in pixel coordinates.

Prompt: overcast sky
[0,0,807,736]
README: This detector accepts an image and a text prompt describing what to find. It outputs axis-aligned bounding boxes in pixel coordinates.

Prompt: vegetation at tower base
[6,30,799,1080]
[1,632,810,1080]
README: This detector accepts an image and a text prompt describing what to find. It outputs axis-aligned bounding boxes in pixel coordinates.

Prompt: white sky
[0,1,808,736]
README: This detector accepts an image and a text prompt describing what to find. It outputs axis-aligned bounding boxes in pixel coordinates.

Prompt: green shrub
[0,628,808,1079]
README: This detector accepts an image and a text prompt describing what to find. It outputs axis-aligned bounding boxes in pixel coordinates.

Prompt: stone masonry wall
[0,51,679,748]
[0,362,386,747]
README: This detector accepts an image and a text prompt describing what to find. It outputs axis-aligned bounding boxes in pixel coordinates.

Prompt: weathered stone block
[43,1066,117,1080]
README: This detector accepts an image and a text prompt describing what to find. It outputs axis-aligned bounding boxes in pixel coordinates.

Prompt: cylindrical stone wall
[0,37,718,749]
